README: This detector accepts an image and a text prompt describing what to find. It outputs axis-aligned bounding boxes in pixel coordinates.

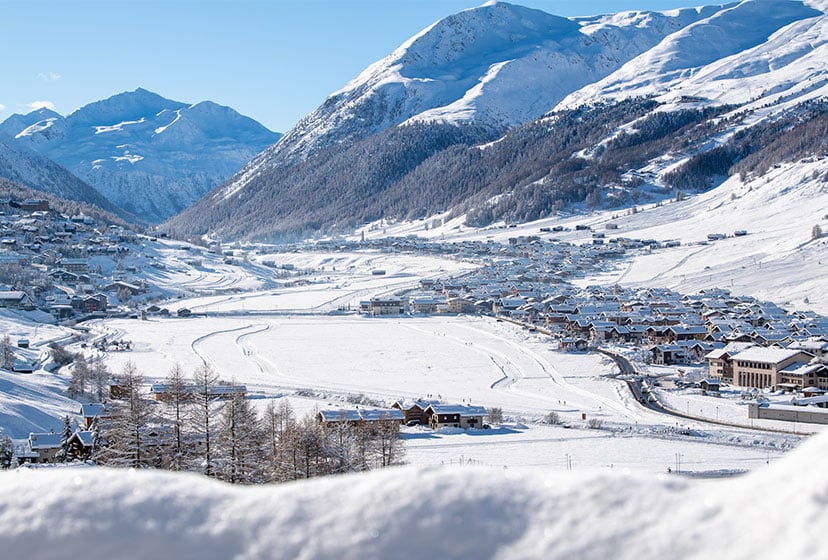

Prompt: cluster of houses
[0,198,152,323]
[346,236,828,395]
[17,403,107,464]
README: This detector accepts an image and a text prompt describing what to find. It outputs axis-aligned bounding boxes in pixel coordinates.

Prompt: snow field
[90,313,801,474]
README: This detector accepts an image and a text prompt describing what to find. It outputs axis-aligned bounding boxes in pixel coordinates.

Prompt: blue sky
[1,0,700,132]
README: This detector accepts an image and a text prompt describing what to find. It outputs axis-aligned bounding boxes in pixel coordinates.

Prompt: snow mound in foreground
[1,431,826,559]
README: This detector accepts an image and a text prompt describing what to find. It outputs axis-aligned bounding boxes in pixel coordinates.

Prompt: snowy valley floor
[84,313,809,475]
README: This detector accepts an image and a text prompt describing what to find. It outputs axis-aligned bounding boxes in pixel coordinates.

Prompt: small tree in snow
[1,335,14,371]
[488,407,503,425]
[545,411,561,425]
[0,435,14,469]
[812,224,823,240]
[90,361,110,402]
[69,354,90,397]
[55,415,74,463]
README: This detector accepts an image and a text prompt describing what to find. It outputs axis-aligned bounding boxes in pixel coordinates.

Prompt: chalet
[318,409,362,424]
[777,362,828,391]
[424,404,488,430]
[665,325,708,341]
[12,360,35,373]
[699,378,721,393]
[650,344,687,366]
[48,269,80,283]
[495,297,527,315]
[66,430,95,460]
[105,281,143,296]
[358,408,405,423]
[409,295,445,314]
[19,199,49,212]
[392,400,438,425]
[80,403,110,429]
[787,337,828,358]
[446,297,476,314]
[27,432,62,463]
[0,290,33,309]
[80,294,108,314]
[559,338,589,352]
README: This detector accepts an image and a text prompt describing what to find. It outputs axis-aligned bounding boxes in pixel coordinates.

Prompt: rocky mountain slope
[0,88,281,224]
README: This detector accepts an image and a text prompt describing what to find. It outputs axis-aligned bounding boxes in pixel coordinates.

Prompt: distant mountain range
[165,0,828,242]
[0,134,131,220]
[0,88,281,224]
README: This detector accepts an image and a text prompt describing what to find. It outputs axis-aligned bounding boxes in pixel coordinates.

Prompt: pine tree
[56,415,73,463]
[1,335,14,371]
[371,415,404,468]
[262,399,296,482]
[90,361,110,402]
[0,435,15,469]
[98,361,154,468]
[162,363,190,470]
[294,414,328,479]
[190,363,223,477]
[325,413,358,475]
[69,354,90,397]
[216,387,262,484]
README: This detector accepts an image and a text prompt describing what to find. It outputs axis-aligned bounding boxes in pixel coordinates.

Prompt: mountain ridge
[0,88,281,224]
[165,0,828,242]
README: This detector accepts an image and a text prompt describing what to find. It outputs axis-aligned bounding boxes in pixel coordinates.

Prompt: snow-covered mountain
[0,134,128,219]
[559,0,827,109]
[237,2,721,165]
[0,88,281,224]
[166,0,828,242]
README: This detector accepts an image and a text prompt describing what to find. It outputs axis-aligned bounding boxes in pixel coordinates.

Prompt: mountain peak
[66,88,188,126]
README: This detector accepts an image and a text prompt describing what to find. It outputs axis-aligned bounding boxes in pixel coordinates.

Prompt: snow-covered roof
[729,347,810,364]
[28,432,62,450]
[426,404,488,417]
[359,409,404,422]
[318,409,362,422]
[80,403,108,418]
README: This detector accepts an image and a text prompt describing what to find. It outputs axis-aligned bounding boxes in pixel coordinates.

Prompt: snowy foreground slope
[1,430,826,559]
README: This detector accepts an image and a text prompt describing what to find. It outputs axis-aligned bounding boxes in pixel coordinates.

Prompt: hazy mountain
[163,0,828,241]
[1,88,281,224]
[0,134,130,220]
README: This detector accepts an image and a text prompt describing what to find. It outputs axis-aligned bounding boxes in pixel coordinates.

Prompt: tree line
[78,361,404,484]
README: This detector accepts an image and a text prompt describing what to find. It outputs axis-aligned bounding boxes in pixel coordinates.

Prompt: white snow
[94,118,146,134]
[153,109,182,134]
[0,429,826,558]
[14,117,58,139]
